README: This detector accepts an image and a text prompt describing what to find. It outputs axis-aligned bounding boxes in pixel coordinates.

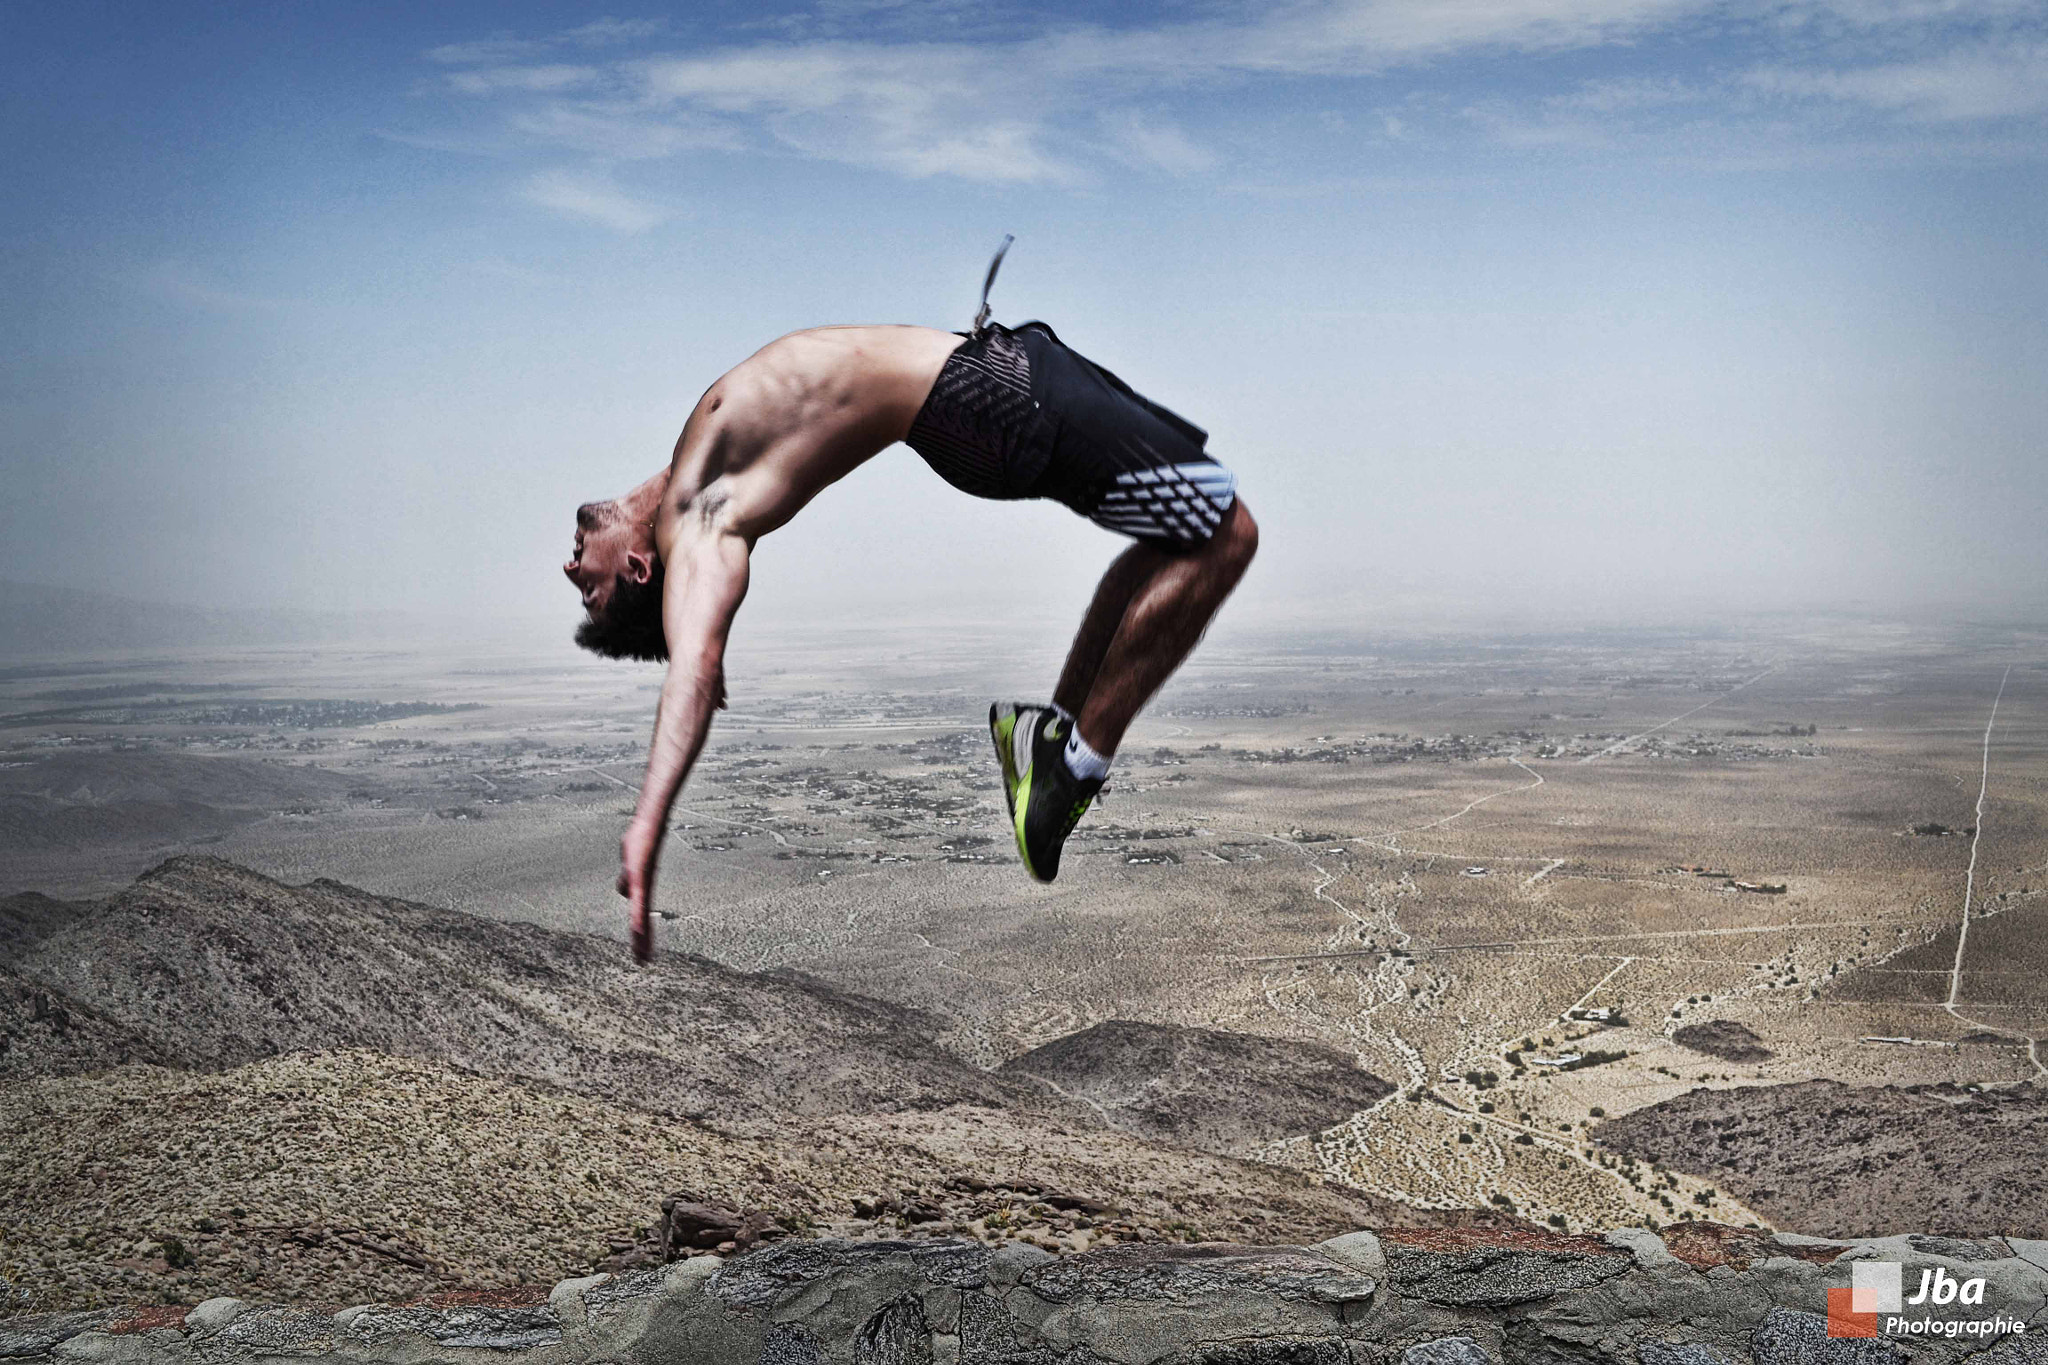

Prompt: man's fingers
[621,858,654,962]
[620,868,653,961]
[630,886,653,963]
[619,829,659,962]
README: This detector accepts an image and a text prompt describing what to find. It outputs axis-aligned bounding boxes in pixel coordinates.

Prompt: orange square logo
[1828,1286,1878,1338]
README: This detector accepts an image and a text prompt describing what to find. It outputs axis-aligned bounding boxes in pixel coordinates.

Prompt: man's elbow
[682,650,727,709]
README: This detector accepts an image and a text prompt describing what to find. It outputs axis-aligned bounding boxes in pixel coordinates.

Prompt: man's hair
[574,567,667,661]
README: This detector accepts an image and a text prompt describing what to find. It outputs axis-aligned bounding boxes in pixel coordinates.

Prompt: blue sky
[3,1,2044,631]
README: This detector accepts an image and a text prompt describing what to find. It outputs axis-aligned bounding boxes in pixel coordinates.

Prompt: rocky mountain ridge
[2,855,1048,1120]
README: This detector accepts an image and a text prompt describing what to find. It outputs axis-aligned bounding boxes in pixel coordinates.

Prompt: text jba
[1907,1268,1985,1306]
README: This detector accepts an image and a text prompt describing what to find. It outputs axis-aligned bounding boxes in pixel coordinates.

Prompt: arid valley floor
[4,611,2044,1309]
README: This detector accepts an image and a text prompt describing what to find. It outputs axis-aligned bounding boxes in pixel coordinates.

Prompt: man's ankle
[1062,725,1111,782]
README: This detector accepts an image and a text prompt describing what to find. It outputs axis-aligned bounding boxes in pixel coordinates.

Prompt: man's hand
[617,819,664,963]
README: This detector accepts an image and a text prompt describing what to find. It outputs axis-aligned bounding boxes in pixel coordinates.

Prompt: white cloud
[636,44,959,114]
[507,102,739,159]
[1748,43,2048,120]
[1100,111,1218,175]
[882,124,1068,182]
[619,0,1702,181]
[432,17,663,67]
[520,169,664,232]
[1254,0,1702,68]
[1552,75,1703,113]
[426,35,540,66]
[427,16,666,65]
[446,64,598,96]
[1790,0,2042,27]
[430,0,1715,191]
[421,0,2048,214]
[637,44,1066,181]
[560,17,668,47]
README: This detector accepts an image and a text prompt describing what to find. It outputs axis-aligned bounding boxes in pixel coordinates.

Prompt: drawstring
[971,234,1014,336]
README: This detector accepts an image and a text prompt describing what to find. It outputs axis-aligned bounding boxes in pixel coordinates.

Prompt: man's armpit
[657,482,731,561]
[693,485,731,528]
[666,483,730,536]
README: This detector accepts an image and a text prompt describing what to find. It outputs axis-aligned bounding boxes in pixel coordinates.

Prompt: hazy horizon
[5,2,2045,633]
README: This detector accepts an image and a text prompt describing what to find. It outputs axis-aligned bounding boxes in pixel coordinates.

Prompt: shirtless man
[565,314,1257,960]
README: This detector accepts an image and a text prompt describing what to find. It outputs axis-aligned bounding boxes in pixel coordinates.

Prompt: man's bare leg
[1051,499,1259,757]
[1049,544,1159,718]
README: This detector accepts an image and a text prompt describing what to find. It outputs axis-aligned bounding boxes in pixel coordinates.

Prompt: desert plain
[3,608,2043,1308]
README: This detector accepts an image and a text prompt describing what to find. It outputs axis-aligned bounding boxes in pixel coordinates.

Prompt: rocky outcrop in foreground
[8,1225,2047,1365]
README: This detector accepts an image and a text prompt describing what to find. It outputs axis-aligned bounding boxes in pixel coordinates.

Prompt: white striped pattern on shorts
[1088,458,1237,546]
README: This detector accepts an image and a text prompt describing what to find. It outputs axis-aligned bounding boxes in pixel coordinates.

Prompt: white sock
[1050,702,1076,726]
[1063,726,1111,782]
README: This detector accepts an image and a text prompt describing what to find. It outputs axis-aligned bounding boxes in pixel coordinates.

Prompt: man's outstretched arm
[617,521,752,961]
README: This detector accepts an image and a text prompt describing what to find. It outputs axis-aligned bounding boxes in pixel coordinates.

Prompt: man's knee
[1219,499,1258,573]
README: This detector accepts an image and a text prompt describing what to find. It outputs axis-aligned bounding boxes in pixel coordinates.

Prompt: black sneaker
[989,702,1101,882]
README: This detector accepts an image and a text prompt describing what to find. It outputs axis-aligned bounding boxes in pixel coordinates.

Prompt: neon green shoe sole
[990,701,1057,877]
[1013,757,1039,879]
[989,703,1024,820]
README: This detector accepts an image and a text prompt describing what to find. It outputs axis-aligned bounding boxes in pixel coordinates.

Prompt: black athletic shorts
[904,321,1238,551]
